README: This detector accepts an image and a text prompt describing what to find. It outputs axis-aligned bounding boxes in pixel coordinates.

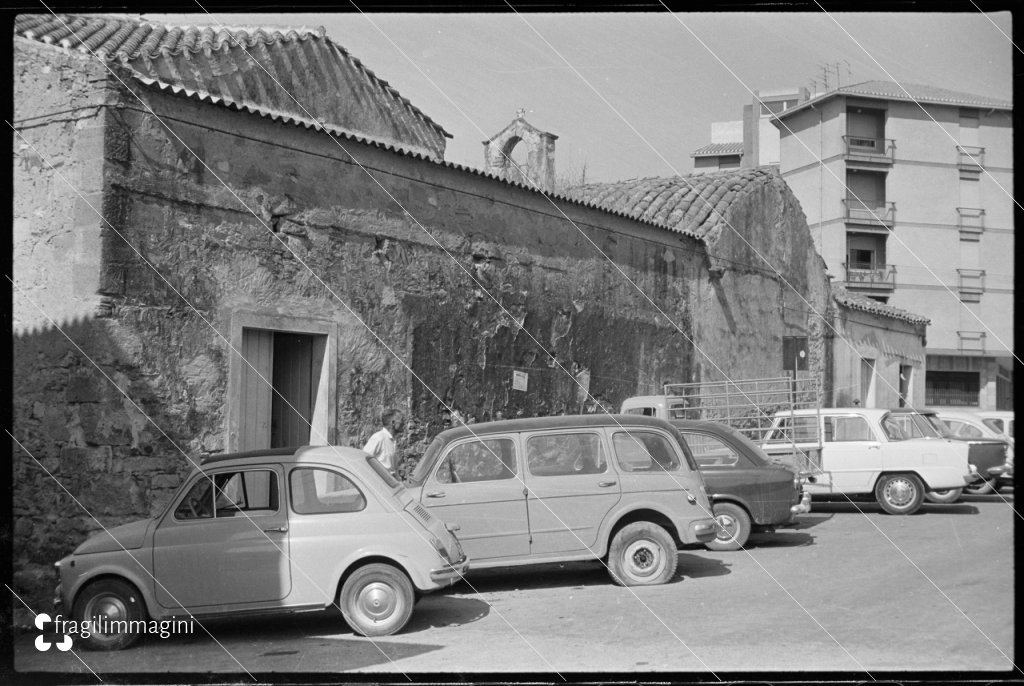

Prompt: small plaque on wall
[512,370,528,392]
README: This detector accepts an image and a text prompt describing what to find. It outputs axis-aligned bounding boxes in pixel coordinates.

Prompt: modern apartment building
[771,81,1013,410]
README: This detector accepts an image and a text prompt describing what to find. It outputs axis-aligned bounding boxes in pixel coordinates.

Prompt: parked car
[886,408,1009,498]
[670,420,811,551]
[761,408,977,515]
[406,415,717,586]
[55,446,469,650]
[975,410,1015,446]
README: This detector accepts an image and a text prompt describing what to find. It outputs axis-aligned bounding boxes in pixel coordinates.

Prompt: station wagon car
[670,420,811,551]
[55,446,468,649]
[406,415,717,586]
[761,408,976,515]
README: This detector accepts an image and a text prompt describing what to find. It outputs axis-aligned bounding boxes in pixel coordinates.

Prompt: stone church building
[12,13,845,610]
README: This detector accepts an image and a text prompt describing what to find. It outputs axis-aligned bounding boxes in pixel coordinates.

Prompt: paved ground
[12,490,1017,678]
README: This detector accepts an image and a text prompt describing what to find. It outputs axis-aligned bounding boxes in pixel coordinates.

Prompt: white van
[761,408,977,515]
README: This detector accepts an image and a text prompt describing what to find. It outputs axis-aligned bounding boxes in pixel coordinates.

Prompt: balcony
[957,145,985,179]
[956,207,985,241]
[843,135,895,167]
[843,198,895,230]
[843,262,896,292]
[957,268,985,303]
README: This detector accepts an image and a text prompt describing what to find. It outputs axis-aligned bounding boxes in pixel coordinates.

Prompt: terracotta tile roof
[14,13,452,160]
[690,142,744,158]
[776,79,1011,120]
[564,167,779,242]
[833,287,930,325]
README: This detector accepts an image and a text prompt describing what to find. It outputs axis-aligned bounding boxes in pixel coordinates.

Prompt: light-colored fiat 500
[55,446,468,649]
[406,415,717,586]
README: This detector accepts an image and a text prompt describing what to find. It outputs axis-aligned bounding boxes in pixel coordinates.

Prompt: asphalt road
[13,491,1017,678]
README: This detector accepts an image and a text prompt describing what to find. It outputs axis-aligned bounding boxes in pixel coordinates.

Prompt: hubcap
[623,539,665,580]
[714,513,738,541]
[84,594,128,637]
[356,582,398,622]
[885,478,915,507]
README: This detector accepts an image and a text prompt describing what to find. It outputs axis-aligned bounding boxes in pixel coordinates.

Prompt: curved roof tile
[565,167,779,242]
[15,13,452,160]
[833,287,930,325]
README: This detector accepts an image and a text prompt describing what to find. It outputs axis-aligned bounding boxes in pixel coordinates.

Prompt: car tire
[340,563,414,637]
[874,473,924,515]
[964,477,996,496]
[72,578,146,651]
[607,522,678,586]
[924,488,963,504]
[705,502,751,551]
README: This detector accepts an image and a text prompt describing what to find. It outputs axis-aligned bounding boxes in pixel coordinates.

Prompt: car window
[527,433,606,476]
[945,419,984,439]
[622,407,655,416]
[290,468,366,514]
[769,416,818,442]
[613,431,681,472]
[434,438,517,484]
[175,469,279,520]
[978,419,1003,436]
[677,432,739,468]
[825,416,874,442]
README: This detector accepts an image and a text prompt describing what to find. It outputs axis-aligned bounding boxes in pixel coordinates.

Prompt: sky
[148,10,1013,184]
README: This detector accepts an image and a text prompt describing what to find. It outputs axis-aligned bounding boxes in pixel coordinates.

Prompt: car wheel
[924,488,963,504]
[705,502,751,552]
[340,563,414,637]
[874,473,924,515]
[964,477,996,495]
[607,521,678,586]
[72,579,146,651]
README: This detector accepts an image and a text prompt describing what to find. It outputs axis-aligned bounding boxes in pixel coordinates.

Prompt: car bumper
[790,491,812,516]
[430,556,469,585]
[691,519,717,543]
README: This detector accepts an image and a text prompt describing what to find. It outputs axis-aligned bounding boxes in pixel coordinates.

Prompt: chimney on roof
[482,110,558,193]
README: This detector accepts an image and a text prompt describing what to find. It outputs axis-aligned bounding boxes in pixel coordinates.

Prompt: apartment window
[228,313,337,451]
[926,371,980,407]
[957,269,986,303]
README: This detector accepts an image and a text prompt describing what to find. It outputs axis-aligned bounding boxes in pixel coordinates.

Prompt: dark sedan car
[670,420,811,551]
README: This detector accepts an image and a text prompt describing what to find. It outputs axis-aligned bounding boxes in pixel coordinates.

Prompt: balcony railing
[843,198,896,228]
[956,207,985,240]
[844,263,896,290]
[843,135,895,164]
[957,145,985,167]
[957,145,985,178]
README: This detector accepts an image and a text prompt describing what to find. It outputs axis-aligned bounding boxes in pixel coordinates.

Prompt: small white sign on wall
[512,370,528,392]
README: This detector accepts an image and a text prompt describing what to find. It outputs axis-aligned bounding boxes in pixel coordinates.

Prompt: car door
[524,430,621,556]
[152,465,291,609]
[820,414,882,492]
[418,435,530,562]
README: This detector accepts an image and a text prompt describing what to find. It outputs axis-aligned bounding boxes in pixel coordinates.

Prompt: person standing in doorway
[363,409,405,474]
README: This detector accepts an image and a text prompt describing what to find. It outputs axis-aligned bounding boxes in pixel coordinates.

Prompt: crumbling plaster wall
[12,71,705,611]
[692,172,831,391]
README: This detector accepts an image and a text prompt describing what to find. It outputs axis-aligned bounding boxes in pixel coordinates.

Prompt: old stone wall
[12,70,705,612]
[691,172,831,392]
